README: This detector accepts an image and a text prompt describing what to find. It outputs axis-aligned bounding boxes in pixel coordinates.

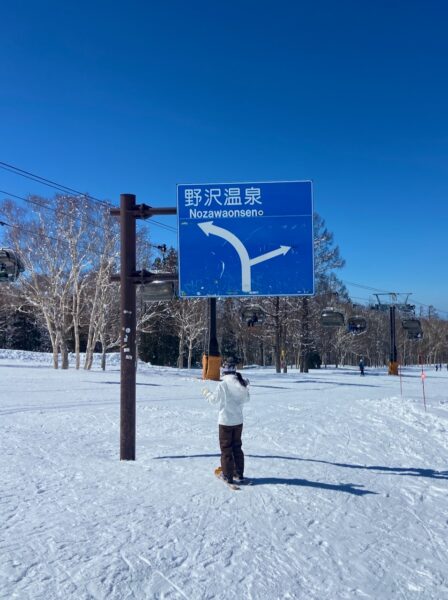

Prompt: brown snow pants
[219,423,244,482]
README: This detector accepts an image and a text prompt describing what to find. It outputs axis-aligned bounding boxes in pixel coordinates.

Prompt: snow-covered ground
[1,350,447,600]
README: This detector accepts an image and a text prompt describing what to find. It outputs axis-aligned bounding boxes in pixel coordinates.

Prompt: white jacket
[204,374,250,426]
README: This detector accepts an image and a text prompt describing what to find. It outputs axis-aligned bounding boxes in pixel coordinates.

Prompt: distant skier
[359,357,365,376]
[202,361,250,485]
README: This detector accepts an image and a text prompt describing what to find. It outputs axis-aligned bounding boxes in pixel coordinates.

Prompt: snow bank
[0,349,121,367]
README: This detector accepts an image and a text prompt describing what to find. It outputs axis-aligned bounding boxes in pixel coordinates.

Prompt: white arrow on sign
[249,246,291,267]
[198,221,291,293]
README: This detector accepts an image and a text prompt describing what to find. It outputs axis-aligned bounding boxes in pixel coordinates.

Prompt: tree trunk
[52,344,59,369]
[187,340,193,369]
[177,334,185,369]
[300,298,310,373]
[85,351,94,370]
[73,318,80,370]
[60,339,69,369]
[274,297,281,373]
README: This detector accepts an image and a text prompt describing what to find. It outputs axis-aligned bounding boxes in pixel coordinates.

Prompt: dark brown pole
[120,194,137,460]
[208,297,219,356]
[203,297,221,380]
[388,305,399,375]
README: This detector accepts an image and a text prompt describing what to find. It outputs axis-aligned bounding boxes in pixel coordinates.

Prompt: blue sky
[1,1,447,315]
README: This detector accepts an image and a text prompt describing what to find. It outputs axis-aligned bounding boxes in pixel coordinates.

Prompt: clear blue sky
[1,0,447,315]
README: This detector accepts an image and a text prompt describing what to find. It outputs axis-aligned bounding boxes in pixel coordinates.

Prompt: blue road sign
[177,181,314,298]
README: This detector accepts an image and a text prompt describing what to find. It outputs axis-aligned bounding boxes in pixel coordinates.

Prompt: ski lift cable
[0,217,62,244]
[411,297,448,317]
[0,189,114,234]
[341,279,392,294]
[142,219,177,234]
[0,160,178,235]
[342,280,448,317]
[0,217,119,261]
[0,190,171,253]
[0,161,110,207]
[0,216,170,267]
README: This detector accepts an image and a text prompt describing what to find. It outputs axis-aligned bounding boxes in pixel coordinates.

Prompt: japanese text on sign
[183,186,264,219]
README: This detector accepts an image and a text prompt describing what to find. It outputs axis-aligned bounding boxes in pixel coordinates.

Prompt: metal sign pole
[203,297,220,381]
[389,305,398,376]
[119,193,137,460]
[110,197,177,461]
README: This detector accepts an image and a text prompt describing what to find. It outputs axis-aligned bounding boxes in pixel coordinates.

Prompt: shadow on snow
[248,454,448,481]
[292,379,381,388]
[244,477,376,495]
[154,453,447,481]
[153,453,376,495]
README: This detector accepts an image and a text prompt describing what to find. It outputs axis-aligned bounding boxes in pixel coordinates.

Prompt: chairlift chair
[407,330,423,341]
[347,316,367,334]
[398,304,416,315]
[401,318,422,334]
[320,308,345,327]
[140,280,177,301]
[242,304,265,327]
[0,248,25,283]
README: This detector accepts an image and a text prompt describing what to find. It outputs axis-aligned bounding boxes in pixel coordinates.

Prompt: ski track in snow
[1,354,447,599]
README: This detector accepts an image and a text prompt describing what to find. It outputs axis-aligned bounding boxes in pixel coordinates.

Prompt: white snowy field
[1,351,447,600]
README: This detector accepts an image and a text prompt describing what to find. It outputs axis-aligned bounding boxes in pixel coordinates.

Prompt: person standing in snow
[202,361,250,484]
[359,357,365,376]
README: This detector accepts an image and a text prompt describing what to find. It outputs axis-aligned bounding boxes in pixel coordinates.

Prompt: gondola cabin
[347,316,367,334]
[0,248,25,283]
[321,308,345,327]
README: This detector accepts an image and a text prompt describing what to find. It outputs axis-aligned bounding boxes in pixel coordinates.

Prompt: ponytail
[235,372,249,388]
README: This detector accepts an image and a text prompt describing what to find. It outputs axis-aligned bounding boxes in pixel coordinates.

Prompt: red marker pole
[420,367,427,412]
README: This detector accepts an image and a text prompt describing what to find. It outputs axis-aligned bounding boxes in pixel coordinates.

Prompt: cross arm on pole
[110,270,178,283]
[110,204,177,219]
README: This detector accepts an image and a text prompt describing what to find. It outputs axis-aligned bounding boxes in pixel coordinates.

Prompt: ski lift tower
[373,293,414,376]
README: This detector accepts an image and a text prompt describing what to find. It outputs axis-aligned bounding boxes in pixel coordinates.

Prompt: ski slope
[1,351,447,599]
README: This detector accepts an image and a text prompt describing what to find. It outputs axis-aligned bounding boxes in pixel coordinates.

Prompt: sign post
[118,193,137,460]
[110,196,177,460]
[177,181,314,298]
[202,297,221,381]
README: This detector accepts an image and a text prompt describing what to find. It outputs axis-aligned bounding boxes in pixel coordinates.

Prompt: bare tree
[0,195,119,368]
[172,298,207,368]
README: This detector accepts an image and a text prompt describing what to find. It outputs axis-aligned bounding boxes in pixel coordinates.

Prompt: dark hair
[234,372,249,388]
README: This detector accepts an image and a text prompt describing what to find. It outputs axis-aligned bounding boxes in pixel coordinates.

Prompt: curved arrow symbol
[198,221,291,293]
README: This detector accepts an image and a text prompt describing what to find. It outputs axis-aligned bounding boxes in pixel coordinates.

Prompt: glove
[202,387,210,398]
